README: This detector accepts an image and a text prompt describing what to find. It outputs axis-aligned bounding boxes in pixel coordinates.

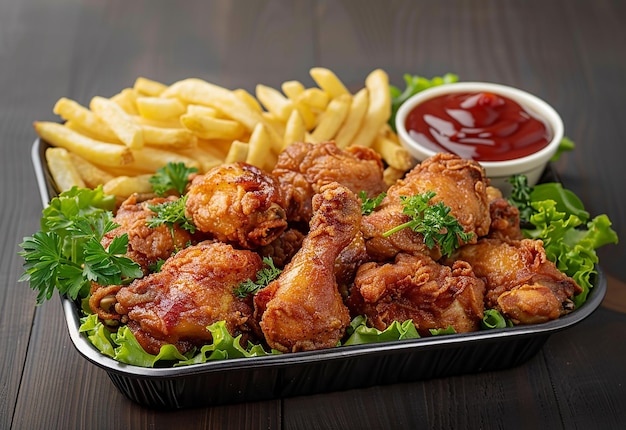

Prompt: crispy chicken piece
[448,238,583,324]
[115,241,264,355]
[272,141,387,223]
[185,162,287,249]
[254,182,360,352]
[347,253,486,335]
[486,186,523,240]
[258,228,305,268]
[361,153,491,261]
[101,194,193,274]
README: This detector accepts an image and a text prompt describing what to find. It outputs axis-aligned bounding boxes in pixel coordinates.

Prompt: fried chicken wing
[185,162,287,249]
[448,238,583,324]
[254,182,360,352]
[347,253,486,335]
[361,153,491,261]
[272,141,387,223]
[101,194,193,274]
[114,241,264,355]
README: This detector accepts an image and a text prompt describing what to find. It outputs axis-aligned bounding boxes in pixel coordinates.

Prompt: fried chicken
[115,241,264,355]
[486,186,523,240]
[254,182,360,352]
[361,153,491,261]
[185,162,288,249]
[101,194,193,274]
[272,141,387,223]
[447,238,583,324]
[347,253,486,335]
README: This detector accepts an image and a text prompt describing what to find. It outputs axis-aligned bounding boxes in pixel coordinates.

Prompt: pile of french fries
[34,68,414,198]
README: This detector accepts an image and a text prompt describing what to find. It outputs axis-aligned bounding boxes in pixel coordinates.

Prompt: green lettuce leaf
[388,73,459,131]
[520,188,618,307]
[342,315,420,346]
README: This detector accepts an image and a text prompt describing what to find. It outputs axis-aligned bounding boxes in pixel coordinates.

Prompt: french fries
[35,68,414,199]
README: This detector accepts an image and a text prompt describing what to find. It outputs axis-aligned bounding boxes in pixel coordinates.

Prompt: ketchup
[404,92,552,162]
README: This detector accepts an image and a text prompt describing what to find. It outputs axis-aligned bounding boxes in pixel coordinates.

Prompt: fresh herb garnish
[389,73,459,132]
[359,190,386,215]
[234,257,282,298]
[149,162,198,196]
[147,195,196,234]
[382,191,473,257]
[18,186,143,304]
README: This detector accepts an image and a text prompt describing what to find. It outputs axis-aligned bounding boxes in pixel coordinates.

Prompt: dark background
[2,1,624,429]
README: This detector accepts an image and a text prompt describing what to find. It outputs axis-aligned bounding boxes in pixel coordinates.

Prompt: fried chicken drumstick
[254,182,361,352]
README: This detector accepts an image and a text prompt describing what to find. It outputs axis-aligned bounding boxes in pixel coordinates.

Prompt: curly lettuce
[509,178,619,307]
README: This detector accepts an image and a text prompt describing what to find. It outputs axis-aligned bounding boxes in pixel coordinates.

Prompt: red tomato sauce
[404,92,552,162]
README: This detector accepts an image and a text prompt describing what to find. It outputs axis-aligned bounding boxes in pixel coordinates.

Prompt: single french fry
[186,104,219,117]
[140,124,197,149]
[90,96,144,149]
[281,80,305,100]
[129,146,200,172]
[349,69,391,148]
[46,147,85,192]
[335,88,369,148]
[53,97,119,142]
[68,152,115,187]
[372,134,413,171]
[282,109,306,150]
[225,140,249,164]
[246,123,272,168]
[110,88,140,115]
[103,174,154,197]
[256,84,293,122]
[131,116,183,129]
[92,162,153,177]
[310,67,350,99]
[233,88,263,113]
[383,166,407,187]
[133,77,168,96]
[34,121,133,166]
[180,112,245,140]
[63,120,120,144]
[197,138,233,159]
[310,94,351,143]
[298,88,329,111]
[136,96,186,121]
[176,146,224,172]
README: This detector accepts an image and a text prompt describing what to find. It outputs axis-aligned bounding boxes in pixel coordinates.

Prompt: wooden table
[2,1,625,428]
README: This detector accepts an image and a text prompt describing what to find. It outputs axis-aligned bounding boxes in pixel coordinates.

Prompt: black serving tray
[31,138,607,409]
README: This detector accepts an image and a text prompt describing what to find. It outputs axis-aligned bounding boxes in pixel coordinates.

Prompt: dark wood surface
[2,1,625,429]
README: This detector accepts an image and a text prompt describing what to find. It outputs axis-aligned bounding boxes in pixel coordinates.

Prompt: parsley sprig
[147,195,196,234]
[382,191,473,257]
[149,162,198,196]
[234,257,282,298]
[359,191,386,215]
[19,186,143,304]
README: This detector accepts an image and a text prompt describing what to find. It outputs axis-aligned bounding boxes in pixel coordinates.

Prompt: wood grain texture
[1,0,625,429]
